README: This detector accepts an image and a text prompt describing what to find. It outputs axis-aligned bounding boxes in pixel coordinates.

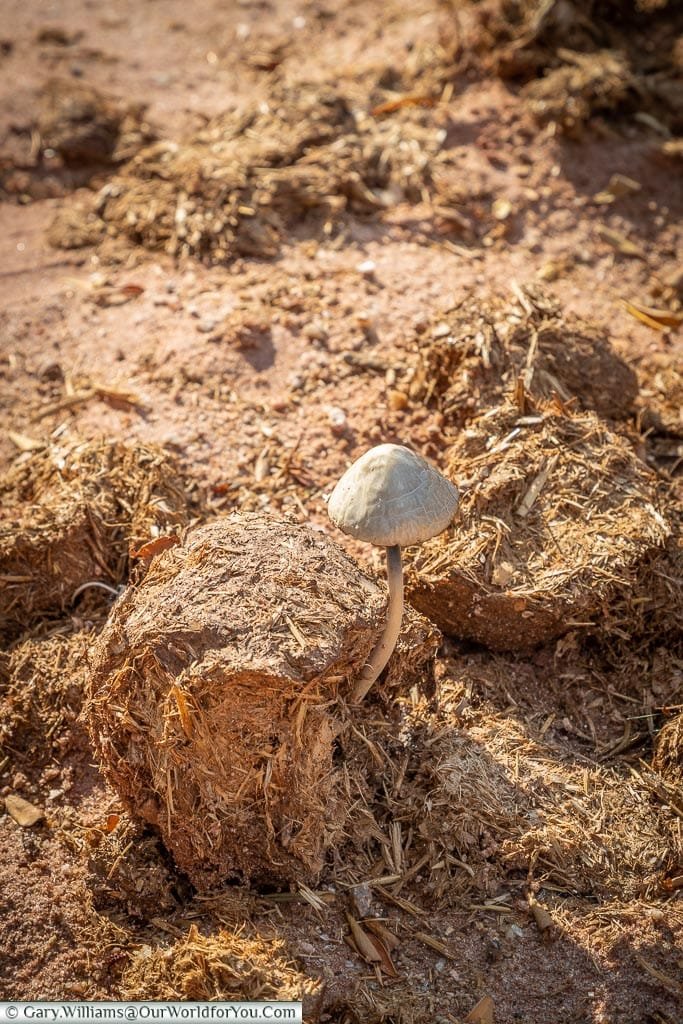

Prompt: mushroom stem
[352,544,404,702]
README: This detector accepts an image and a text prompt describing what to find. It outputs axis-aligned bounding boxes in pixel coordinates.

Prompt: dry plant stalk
[87,513,438,888]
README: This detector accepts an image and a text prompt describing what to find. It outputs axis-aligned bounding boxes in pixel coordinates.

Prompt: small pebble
[303,321,328,342]
[326,406,348,435]
[387,390,408,411]
[349,882,374,918]
[4,793,44,827]
[197,318,217,334]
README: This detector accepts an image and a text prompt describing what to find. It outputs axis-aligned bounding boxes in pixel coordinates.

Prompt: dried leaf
[371,95,437,116]
[364,932,399,977]
[365,919,401,951]
[622,300,683,330]
[130,534,181,560]
[465,995,494,1024]
[104,813,121,833]
[121,283,145,297]
[346,914,382,963]
[93,283,145,306]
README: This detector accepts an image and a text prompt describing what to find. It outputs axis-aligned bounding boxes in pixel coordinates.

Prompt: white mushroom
[328,443,459,701]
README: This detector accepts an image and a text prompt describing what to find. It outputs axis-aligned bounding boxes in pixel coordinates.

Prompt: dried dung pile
[408,285,638,426]
[121,925,323,1011]
[48,82,444,262]
[406,400,670,649]
[423,704,681,901]
[473,0,683,133]
[84,812,181,920]
[87,513,439,888]
[37,78,153,166]
[0,441,187,639]
[1,79,154,204]
[594,510,682,651]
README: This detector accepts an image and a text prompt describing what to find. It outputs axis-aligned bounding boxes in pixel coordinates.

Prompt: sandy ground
[1,1,682,1022]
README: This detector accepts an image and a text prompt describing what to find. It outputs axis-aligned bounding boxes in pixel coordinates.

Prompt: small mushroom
[328,443,458,701]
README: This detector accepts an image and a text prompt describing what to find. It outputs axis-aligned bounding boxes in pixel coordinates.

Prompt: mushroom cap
[328,443,459,547]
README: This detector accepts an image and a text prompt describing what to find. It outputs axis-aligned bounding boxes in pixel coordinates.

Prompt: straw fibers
[653,713,683,790]
[121,925,323,1012]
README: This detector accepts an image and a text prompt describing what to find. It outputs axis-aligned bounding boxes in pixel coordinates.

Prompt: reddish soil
[1,2,681,1022]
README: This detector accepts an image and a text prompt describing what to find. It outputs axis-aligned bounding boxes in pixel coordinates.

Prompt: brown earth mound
[0,441,187,639]
[408,284,638,426]
[47,82,444,262]
[87,513,439,888]
[406,400,670,649]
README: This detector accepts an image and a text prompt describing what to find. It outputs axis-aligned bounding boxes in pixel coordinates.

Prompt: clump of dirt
[595,510,682,649]
[45,206,106,249]
[87,513,439,889]
[473,0,683,133]
[121,925,323,1011]
[406,399,671,650]
[82,811,187,920]
[0,441,188,640]
[37,78,153,167]
[407,284,638,427]
[652,712,683,789]
[1,79,154,202]
[522,48,632,134]
[638,354,683,439]
[0,631,91,777]
[47,82,445,261]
